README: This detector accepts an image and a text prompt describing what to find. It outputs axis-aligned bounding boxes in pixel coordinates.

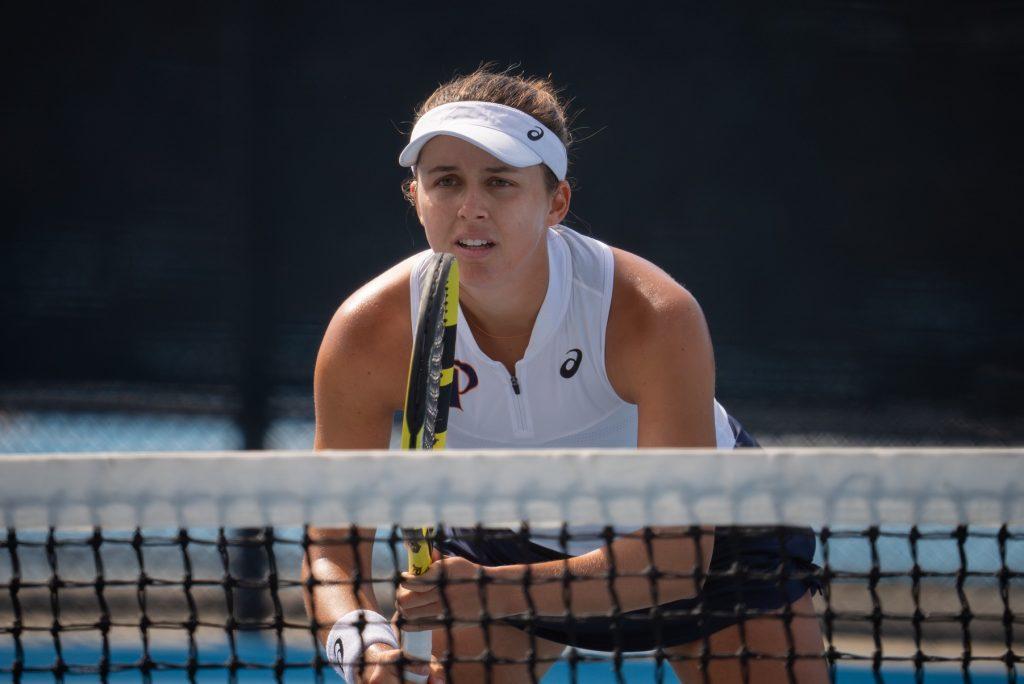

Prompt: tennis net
[1,448,1022,682]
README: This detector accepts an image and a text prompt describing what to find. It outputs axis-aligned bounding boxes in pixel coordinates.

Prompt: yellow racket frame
[400,256,459,576]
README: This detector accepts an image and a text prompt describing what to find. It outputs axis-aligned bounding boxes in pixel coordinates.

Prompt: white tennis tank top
[408,226,736,450]
[409,227,736,555]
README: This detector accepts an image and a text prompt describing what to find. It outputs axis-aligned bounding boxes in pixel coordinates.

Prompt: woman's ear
[546,179,572,227]
[409,179,425,223]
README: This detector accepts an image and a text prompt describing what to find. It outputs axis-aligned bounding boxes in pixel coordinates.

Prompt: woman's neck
[459,251,550,342]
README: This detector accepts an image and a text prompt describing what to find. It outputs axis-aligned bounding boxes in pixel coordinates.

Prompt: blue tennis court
[6,636,1016,682]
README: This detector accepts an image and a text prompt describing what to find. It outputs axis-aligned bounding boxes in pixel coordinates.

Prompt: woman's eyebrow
[424,165,458,174]
[424,164,520,174]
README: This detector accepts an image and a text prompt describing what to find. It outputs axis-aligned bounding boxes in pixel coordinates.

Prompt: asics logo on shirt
[560,349,583,379]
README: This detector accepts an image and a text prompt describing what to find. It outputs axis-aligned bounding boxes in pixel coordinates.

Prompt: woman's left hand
[395,556,512,630]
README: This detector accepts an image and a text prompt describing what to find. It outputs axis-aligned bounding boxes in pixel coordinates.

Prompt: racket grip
[401,629,431,682]
[405,528,433,576]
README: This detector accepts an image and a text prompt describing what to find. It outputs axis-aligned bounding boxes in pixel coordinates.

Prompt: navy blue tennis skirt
[434,417,821,651]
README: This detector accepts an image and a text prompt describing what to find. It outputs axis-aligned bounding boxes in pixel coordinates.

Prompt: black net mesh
[2,525,1021,682]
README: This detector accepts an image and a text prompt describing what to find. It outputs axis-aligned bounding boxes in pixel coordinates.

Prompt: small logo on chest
[450,360,479,409]
[560,349,583,379]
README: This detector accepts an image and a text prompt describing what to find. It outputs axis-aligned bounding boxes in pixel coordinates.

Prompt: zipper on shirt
[509,373,528,434]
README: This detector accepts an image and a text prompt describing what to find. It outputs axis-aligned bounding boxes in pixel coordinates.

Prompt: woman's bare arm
[302,259,413,646]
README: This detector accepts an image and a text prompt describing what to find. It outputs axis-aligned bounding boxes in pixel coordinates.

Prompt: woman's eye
[436,176,458,187]
[489,178,513,187]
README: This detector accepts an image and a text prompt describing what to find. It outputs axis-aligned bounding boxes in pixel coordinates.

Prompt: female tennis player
[305,66,826,683]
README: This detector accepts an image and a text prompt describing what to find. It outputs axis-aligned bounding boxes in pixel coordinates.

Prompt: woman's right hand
[355,643,440,683]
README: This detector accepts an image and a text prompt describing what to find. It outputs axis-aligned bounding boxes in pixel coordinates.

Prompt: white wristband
[325,610,399,683]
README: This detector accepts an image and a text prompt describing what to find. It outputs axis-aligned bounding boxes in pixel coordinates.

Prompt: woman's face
[411,135,569,291]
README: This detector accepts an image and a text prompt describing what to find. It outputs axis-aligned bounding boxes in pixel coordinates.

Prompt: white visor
[399,101,567,181]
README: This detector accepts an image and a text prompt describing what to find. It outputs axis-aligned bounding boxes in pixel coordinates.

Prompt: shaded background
[3,2,1022,451]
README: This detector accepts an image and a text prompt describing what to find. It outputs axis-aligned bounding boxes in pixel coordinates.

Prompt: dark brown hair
[402,64,572,202]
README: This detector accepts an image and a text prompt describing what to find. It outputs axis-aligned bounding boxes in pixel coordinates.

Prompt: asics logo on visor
[398,101,568,180]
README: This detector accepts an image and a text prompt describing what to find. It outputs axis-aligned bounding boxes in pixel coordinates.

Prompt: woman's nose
[456,187,488,221]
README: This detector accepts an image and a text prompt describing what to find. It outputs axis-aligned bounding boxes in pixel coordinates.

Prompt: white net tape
[3,448,1022,530]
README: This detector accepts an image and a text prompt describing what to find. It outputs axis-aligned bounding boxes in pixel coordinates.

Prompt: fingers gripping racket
[398,253,458,680]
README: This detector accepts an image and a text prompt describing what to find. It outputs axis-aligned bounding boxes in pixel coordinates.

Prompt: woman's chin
[456,263,505,291]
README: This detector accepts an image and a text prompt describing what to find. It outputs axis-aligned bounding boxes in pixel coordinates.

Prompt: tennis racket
[398,252,459,680]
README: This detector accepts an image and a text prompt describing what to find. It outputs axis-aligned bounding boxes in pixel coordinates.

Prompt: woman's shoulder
[314,254,422,409]
[326,253,420,342]
[605,247,711,404]
[608,246,704,325]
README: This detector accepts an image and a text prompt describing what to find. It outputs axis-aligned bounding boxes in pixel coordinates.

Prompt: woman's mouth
[455,238,495,252]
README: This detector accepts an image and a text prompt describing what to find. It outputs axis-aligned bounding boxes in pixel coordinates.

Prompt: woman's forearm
[488,525,715,618]
[301,526,382,645]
